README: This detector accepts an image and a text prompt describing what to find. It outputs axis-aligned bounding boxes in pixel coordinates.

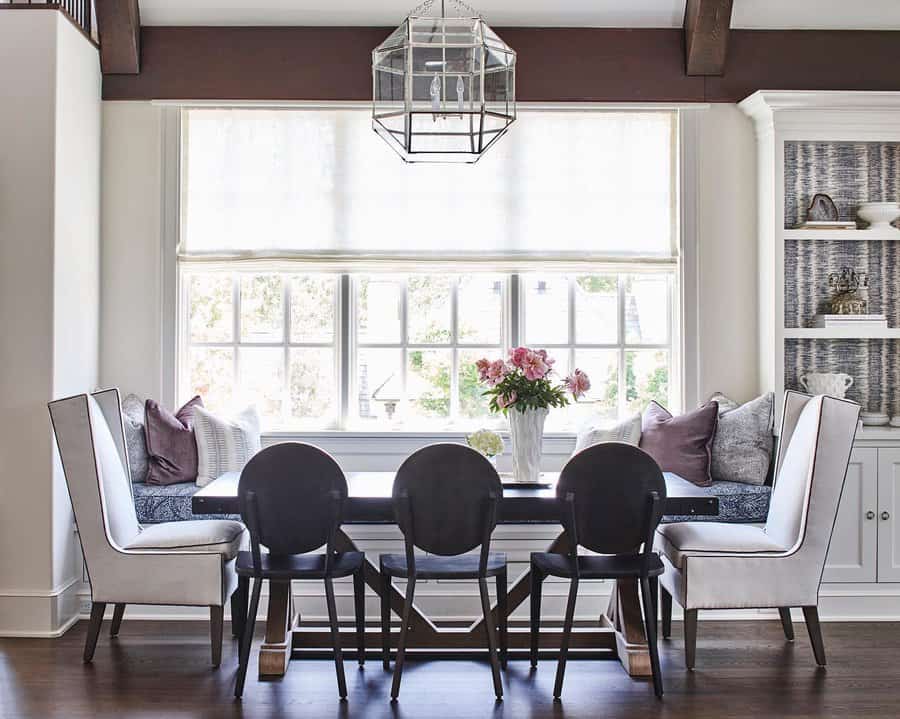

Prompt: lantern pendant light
[371,0,517,163]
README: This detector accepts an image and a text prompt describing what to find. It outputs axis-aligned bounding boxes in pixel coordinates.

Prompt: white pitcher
[799,372,854,398]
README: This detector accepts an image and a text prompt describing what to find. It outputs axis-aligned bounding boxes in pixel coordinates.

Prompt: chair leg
[390,575,417,700]
[231,576,249,640]
[353,567,366,667]
[553,577,578,699]
[478,577,503,700]
[683,609,698,671]
[83,602,106,663]
[661,586,672,640]
[530,565,544,668]
[802,606,826,666]
[380,560,391,670]
[235,577,262,699]
[778,607,795,641]
[324,576,348,699]
[110,604,125,637]
[640,577,664,698]
[648,576,659,637]
[210,606,224,668]
[497,567,508,669]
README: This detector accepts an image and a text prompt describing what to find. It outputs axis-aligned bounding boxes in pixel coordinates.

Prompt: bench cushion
[662,474,771,524]
[134,481,237,524]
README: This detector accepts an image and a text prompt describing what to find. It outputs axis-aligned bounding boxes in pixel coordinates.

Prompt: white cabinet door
[877,448,900,582]
[823,448,878,583]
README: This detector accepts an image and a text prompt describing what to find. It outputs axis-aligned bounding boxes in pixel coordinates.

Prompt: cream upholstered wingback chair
[48,389,247,665]
[655,391,859,669]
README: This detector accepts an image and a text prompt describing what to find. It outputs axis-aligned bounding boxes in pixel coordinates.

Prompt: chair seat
[236,550,364,579]
[655,521,788,570]
[531,551,663,579]
[125,519,246,560]
[380,552,507,579]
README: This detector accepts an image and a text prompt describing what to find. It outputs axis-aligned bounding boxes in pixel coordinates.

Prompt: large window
[178,107,680,433]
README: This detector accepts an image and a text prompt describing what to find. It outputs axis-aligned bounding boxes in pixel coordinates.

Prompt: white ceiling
[139,0,900,29]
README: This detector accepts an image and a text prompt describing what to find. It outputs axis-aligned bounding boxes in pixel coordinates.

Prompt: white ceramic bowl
[858,202,900,230]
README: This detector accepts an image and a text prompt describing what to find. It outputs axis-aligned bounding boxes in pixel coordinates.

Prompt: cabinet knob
[882,511,891,521]
[866,510,876,520]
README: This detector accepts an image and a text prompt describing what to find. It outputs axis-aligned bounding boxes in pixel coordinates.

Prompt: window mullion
[617,274,627,418]
[400,278,409,414]
[340,274,351,430]
[450,278,460,422]
[232,273,241,401]
[281,275,291,430]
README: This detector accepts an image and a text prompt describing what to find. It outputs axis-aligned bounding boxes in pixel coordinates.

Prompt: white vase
[508,407,548,483]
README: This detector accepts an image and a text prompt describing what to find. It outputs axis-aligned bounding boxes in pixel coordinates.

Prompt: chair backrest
[49,391,142,560]
[557,442,666,555]
[238,442,347,556]
[393,443,502,556]
[765,392,860,554]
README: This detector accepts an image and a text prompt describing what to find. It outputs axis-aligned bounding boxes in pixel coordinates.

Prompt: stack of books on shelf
[813,314,888,329]
[794,221,858,230]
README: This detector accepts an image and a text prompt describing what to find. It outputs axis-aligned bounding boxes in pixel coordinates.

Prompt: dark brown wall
[101,26,900,103]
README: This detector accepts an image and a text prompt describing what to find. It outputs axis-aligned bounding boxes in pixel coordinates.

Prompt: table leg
[258,580,297,678]
[603,578,652,677]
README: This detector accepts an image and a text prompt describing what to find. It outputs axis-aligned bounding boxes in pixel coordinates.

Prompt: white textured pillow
[573,414,642,455]
[193,405,261,487]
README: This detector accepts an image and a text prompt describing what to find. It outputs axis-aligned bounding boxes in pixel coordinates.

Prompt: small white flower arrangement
[466,428,504,459]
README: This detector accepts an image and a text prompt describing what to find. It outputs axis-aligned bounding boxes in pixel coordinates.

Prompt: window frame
[165,103,696,439]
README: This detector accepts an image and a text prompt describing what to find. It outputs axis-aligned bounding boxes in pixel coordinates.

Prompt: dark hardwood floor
[1,619,898,718]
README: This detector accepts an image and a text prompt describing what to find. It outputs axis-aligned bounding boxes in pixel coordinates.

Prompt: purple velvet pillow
[639,401,719,487]
[144,396,203,486]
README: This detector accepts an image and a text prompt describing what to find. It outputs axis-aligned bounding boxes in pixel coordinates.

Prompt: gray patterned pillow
[121,393,150,483]
[707,392,775,486]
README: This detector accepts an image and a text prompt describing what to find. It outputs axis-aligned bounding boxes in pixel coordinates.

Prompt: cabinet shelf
[784,327,900,339]
[784,229,900,241]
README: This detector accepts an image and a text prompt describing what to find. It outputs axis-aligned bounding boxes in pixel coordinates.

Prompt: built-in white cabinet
[823,448,878,583]
[822,446,900,583]
[877,448,900,583]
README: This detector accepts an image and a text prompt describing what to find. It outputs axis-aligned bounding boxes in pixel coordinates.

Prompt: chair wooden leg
[648,575,659,638]
[778,607,795,641]
[553,577,579,699]
[530,564,544,668]
[109,604,125,637]
[324,576,348,699]
[353,567,366,667]
[640,577,664,698]
[390,575,416,700]
[235,577,262,698]
[496,568,508,669]
[380,560,391,670]
[661,586,672,640]
[83,602,106,663]
[683,609,698,671]
[802,606,826,666]
[231,576,249,640]
[479,577,503,700]
[210,605,224,668]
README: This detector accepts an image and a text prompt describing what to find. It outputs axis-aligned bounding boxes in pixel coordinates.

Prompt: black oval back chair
[380,443,507,700]
[530,442,667,699]
[234,442,366,700]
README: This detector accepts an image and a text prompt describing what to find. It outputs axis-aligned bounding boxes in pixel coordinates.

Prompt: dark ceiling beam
[684,0,734,76]
[94,0,141,74]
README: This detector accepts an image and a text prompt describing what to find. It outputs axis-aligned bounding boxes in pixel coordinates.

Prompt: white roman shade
[180,107,677,268]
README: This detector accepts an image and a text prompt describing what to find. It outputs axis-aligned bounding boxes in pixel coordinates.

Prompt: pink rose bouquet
[475,347,590,415]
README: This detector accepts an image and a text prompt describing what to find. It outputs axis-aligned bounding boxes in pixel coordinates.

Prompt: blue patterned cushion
[663,478,771,524]
[133,481,238,524]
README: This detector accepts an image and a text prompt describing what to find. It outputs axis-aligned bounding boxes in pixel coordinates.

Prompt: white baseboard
[0,578,82,637]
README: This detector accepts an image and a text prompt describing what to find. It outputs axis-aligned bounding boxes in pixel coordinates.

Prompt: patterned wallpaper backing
[784,142,900,414]
[784,141,900,227]
[785,239,900,327]
[785,339,900,414]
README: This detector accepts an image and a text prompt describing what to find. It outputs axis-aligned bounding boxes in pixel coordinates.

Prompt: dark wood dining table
[193,471,718,679]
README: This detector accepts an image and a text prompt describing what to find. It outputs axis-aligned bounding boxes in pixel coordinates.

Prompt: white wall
[0,10,100,636]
